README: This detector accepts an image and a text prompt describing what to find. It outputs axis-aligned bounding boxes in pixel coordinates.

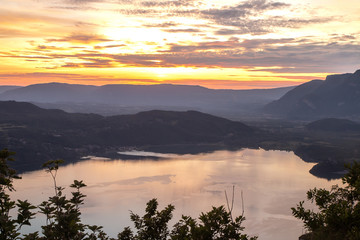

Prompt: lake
[12,148,340,240]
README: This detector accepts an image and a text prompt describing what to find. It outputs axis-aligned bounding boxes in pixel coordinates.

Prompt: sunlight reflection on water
[12,148,340,240]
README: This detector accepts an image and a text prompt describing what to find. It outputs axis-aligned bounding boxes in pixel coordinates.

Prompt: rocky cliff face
[263,70,360,119]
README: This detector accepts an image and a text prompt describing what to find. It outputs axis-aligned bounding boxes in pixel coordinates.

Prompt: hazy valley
[0,82,293,119]
[2,70,360,240]
[1,69,360,180]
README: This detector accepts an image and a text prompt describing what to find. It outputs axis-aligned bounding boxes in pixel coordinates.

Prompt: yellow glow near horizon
[0,0,359,89]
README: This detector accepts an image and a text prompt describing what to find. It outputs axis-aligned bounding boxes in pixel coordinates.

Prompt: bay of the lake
[12,148,340,240]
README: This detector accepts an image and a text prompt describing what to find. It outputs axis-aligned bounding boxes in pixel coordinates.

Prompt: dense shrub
[292,162,360,240]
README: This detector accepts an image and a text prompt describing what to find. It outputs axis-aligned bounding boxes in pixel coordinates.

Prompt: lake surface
[12,149,341,240]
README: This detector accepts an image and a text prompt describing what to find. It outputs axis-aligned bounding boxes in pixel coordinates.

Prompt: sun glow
[0,0,359,88]
[148,67,198,78]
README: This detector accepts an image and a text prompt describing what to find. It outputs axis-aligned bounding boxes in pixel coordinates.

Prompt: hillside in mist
[0,86,20,94]
[0,83,294,117]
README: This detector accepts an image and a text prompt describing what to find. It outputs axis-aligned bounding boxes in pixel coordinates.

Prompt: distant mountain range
[0,85,20,94]
[0,101,255,172]
[264,70,360,119]
[3,70,360,120]
[0,83,294,117]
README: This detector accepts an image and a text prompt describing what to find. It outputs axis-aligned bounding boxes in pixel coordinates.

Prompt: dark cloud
[143,21,202,34]
[140,0,196,8]
[160,38,294,53]
[215,28,255,35]
[143,22,179,28]
[239,38,295,48]
[119,8,159,15]
[47,33,113,43]
[200,0,290,21]
[74,21,100,28]
[160,39,243,52]
[237,0,289,11]
[48,5,97,10]
[103,40,360,73]
[0,50,52,59]
[114,0,334,37]
[162,28,201,33]
[269,17,333,28]
[62,0,104,4]
[62,58,114,68]
[329,33,357,42]
[60,0,200,9]
[36,45,69,51]
[213,16,333,35]
[93,44,126,49]
[214,24,269,35]
[3,32,359,74]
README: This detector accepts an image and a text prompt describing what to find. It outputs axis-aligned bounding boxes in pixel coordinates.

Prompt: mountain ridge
[0,83,295,117]
[263,70,360,119]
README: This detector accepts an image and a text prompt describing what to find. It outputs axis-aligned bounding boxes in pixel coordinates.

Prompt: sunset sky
[1,0,359,89]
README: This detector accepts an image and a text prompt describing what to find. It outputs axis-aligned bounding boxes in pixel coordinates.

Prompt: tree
[171,206,257,240]
[118,198,174,240]
[0,155,110,240]
[292,162,360,240]
[38,160,110,240]
[0,149,36,239]
[119,200,257,240]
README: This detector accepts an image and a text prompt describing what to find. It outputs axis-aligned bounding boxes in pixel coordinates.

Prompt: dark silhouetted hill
[263,70,360,119]
[101,110,253,145]
[306,118,360,132]
[0,101,255,172]
[264,80,323,115]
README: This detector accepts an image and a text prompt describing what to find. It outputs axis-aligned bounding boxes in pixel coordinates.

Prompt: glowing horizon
[1,0,359,89]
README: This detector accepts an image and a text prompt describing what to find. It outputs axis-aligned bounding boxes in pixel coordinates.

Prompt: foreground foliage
[117,200,257,240]
[0,149,36,240]
[292,162,360,240]
[0,149,256,239]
